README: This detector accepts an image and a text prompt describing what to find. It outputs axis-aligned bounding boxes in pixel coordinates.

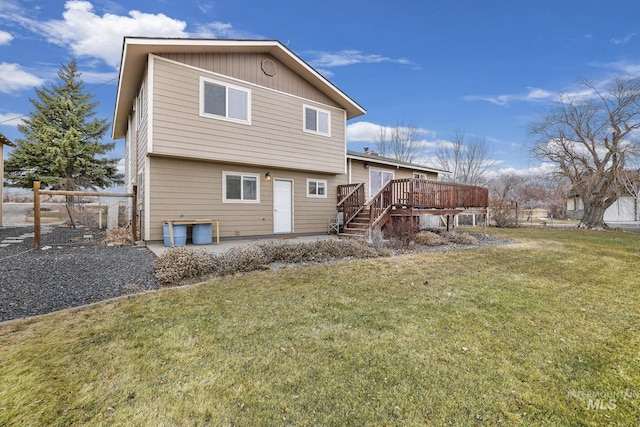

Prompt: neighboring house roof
[346,150,450,175]
[113,37,367,139]
[0,132,15,147]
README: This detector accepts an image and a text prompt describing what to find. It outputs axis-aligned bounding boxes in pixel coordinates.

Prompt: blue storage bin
[192,223,212,245]
[163,223,187,247]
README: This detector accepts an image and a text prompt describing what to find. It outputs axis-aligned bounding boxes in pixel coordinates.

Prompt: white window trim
[306,178,328,198]
[200,77,252,125]
[222,171,260,203]
[303,104,331,137]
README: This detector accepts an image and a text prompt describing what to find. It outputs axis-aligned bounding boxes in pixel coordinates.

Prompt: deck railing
[365,179,488,228]
[336,183,365,224]
[389,179,488,209]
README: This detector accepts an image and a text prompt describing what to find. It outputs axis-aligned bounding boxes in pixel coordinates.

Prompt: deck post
[484,209,488,236]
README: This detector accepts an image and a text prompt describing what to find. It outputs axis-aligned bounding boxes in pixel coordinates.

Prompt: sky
[1,0,640,174]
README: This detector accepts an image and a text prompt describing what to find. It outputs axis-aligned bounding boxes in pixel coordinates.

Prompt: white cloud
[601,60,640,79]
[76,70,119,84]
[612,33,637,45]
[116,158,125,176]
[464,87,556,106]
[493,162,558,177]
[5,1,263,69]
[0,30,13,45]
[304,50,418,71]
[347,121,434,143]
[0,112,24,127]
[0,62,45,93]
[21,0,189,68]
[526,88,554,100]
[193,21,264,39]
[463,94,512,106]
[346,121,383,141]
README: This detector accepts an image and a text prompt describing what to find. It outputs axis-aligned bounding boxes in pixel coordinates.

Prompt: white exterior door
[273,179,293,233]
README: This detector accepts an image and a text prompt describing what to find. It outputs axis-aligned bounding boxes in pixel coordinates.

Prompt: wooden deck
[337,179,489,237]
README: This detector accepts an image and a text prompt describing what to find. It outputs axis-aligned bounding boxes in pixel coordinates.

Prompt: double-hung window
[201,77,250,124]
[223,172,259,203]
[303,105,330,136]
[307,179,327,198]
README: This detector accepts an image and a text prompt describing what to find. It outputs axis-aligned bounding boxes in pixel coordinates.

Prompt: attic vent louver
[261,59,276,76]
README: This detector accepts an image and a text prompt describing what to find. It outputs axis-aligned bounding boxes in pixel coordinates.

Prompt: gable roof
[346,150,450,175]
[0,132,15,147]
[112,37,367,139]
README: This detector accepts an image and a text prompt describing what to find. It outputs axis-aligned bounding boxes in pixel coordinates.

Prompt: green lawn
[1,228,639,426]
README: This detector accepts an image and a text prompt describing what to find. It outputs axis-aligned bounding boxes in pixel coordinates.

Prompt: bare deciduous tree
[487,173,523,227]
[487,172,570,227]
[374,120,423,163]
[530,78,640,229]
[436,129,494,185]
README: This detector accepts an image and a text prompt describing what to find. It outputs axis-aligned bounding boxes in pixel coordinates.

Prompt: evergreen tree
[4,60,123,191]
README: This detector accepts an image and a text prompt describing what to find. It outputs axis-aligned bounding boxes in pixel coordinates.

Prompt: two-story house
[113,38,486,242]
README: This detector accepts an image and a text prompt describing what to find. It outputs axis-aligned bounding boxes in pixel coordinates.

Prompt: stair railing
[336,183,365,225]
[365,180,394,229]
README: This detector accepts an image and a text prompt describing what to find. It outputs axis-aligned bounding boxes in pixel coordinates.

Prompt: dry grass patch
[1,228,639,425]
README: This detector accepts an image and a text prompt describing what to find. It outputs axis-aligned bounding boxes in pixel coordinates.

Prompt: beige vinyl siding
[127,71,149,187]
[348,159,439,197]
[148,156,340,241]
[150,56,346,175]
[158,52,336,106]
[131,72,150,235]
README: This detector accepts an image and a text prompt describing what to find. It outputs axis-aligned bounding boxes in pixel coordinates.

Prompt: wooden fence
[32,181,137,249]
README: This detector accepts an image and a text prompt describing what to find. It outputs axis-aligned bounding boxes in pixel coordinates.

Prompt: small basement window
[307,179,327,198]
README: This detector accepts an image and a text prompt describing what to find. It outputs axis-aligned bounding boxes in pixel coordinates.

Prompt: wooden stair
[339,209,370,239]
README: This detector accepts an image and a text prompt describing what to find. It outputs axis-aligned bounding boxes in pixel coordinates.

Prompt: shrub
[414,231,448,246]
[370,228,385,251]
[153,247,215,285]
[154,239,385,286]
[103,228,134,246]
[440,231,478,245]
[384,218,418,247]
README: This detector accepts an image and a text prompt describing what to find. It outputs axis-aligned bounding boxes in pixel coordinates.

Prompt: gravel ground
[0,225,509,323]
[0,225,159,323]
[388,233,512,255]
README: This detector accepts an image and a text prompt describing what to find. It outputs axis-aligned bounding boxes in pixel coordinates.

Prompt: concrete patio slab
[145,234,338,257]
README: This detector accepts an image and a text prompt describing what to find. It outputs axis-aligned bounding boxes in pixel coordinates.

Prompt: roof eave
[0,133,15,147]
[346,152,450,175]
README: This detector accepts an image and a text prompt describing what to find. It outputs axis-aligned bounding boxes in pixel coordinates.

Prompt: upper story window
[303,105,330,136]
[307,179,327,198]
[200,77,251,124]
